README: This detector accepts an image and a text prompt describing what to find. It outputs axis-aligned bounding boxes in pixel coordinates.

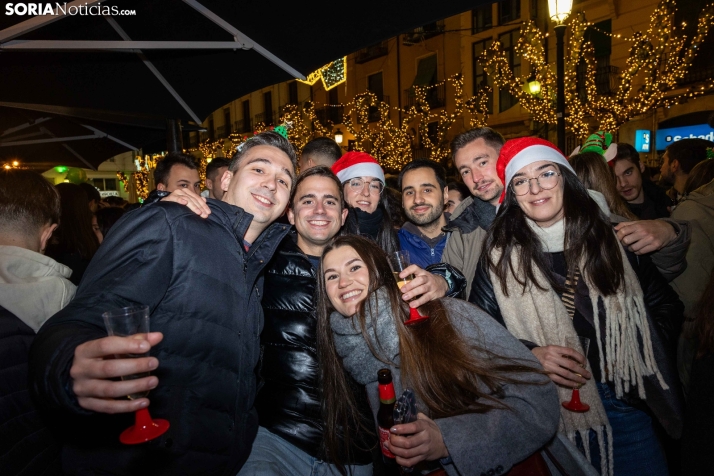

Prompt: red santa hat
[497,137,574,203]
[331,151,385,184]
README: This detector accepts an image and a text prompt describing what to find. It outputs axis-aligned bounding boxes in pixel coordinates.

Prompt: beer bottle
[377,368,397,464]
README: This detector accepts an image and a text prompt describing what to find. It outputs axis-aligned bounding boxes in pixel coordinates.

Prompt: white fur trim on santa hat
[334,163,385,184]
[504,144,575,187]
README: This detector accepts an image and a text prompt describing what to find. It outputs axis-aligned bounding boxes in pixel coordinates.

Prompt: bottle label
[378,383,396,402]
[379,427,395,459]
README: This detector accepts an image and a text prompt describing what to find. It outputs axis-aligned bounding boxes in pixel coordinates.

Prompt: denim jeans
[237,426,373,476]
[578,383,668,475]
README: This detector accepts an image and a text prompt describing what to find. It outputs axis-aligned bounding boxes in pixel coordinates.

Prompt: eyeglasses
[510,170,561,196]
[344,178,384,194]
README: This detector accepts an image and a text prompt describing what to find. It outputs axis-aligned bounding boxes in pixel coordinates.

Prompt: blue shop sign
[635,130,651,153]
[656,124,714,151]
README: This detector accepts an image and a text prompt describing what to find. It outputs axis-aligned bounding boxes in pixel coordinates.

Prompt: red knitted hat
[496,137,573,203]
[331,151,385,184]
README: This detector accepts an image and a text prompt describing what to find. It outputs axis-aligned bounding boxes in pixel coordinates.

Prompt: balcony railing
[315,105,345,126]
[412,147,430,159]
[681,63,714,85]
[404,83,445,109]
[234,119,252,134]
[254,110,276,126]
[403,20,445,46]
[355,42,389,64]
[368,95,389,123]
[595,65,619,95]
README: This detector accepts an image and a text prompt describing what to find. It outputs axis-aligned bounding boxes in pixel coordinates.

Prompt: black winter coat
[256,234,375,463]
[470,249,686,438]
[28,200,290,476]
[0,306,61,476]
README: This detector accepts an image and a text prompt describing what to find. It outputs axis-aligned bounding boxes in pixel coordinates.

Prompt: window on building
[263,91,273,125]
[472,39,494,113]
[676,0,714,83]
[241,100,250,132]
[472,4,493,34]
[368,72,384,122]
[407,54,442,109]
[577,20,615,98]
[223,108,231,135]
[92,178,118,191]
[498,30,520,112]
[208,116,214,140]
[288,81,299,105]
[499,0,521,24]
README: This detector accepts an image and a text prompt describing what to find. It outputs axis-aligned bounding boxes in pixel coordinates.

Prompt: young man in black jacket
[245,166,376,475]
[28,131,296,476]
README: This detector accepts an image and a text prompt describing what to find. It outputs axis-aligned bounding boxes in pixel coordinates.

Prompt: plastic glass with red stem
[561,335,591,413]
[387,251,429,325]
[102,305,170,444]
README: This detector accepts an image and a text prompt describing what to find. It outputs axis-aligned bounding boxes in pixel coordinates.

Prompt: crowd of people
[1,127,713,476]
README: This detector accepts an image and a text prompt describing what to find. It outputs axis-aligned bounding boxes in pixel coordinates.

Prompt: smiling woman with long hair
[469,137,684,476]
[316,234,561,476]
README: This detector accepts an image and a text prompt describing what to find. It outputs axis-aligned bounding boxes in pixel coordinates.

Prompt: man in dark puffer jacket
[28,132,296,476]
[247,166,375,475]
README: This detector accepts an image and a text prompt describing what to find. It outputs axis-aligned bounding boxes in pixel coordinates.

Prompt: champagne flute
[561,335,591,413]
[388,250,414,290]
[387,251,428,325]
[103,305,170,444]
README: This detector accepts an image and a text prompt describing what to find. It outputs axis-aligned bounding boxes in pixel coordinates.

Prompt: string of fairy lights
[190,74,490,171]
[186,0,713,173]
[480,0,714,140]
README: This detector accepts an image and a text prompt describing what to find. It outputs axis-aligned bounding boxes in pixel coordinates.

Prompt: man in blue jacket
[28,131,296,476]
[397,159,450,268]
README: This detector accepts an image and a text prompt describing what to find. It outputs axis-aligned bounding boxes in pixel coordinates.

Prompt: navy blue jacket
[397,226,447,269]
[29,200,290,476]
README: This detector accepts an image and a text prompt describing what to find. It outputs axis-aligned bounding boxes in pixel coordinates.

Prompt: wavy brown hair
[316,235,543,473]
[484,166,625,296]
[570,152,637,221]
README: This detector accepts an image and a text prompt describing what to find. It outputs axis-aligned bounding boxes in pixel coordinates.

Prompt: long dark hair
[317,235,542,473]
[47,183,100,260]
[483,167,624,296]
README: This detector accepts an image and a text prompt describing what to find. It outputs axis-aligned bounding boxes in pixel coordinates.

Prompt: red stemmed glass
[561,336,591,413]
[388,251,430,325]
[103,305,170,444]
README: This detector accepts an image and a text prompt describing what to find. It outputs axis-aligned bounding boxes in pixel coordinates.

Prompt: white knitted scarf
[489,218,667,476]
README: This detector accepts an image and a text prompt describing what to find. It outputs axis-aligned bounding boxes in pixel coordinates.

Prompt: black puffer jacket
[0,306,61,476]
[256,234,375,464]
[29,200,290,476]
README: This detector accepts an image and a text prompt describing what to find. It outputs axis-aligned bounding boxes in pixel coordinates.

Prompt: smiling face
[322,245,370,317]
[513,160,564,228]
[288,175,348,257]
[613,158,645,204]
[221,145,295,243]
[343,176,382,213]
[401,167,447,227]
[453,137,504,205]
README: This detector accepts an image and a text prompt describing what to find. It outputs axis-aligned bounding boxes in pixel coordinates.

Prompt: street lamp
[334,128,344,145]
[527,74,541,96]
[548,0,573,153]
